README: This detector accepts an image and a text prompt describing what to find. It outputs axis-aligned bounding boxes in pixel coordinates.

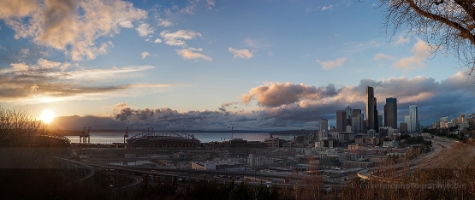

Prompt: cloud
[0,0,38,18]
[242,82,338,107]
[0,0,147,61]
[0,61,163,102]
[20,48,30,57]
[136,23,154,37]
[176,49,212,61]
[11,63,29,71]
[119,20,134,28]
[243,39,268,49]
[62,65,155,80]
[374,53,395,60]
[321,5,333,11]
[394,35,409,45]
[160,30,202,46]
[153,38,162,43]
[393,39,432,70]
[180,3,197,14]
[108,104,259,130]
[316,57,346,70]
[207,0,216,9]
[157,18,173,27]
[141,52,150,59]
[228,47,253,59]
[9,58,70,72]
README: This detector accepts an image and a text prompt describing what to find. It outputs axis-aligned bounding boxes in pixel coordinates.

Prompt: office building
[345,106,353,125]
[336,110,347,132]
[319,119,328,141]
[409,105,418,133]
[404,115,411,132]
[378,114,383,130]
[384,97,397,129]
[351,114,365,133]
[366,86,376,131]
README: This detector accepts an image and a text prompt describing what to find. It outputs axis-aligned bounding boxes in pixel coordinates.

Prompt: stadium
[126,131,201,147]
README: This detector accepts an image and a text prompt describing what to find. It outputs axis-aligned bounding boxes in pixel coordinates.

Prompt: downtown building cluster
[431,114,475,130]
[318,86,420,147]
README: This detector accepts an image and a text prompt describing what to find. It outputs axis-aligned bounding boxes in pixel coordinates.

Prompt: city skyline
[0,0,474,131]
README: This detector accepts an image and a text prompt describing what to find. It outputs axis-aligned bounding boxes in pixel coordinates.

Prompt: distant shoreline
[50,129,274,136]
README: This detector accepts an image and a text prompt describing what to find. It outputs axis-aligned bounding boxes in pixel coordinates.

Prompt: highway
[357,135,457,182]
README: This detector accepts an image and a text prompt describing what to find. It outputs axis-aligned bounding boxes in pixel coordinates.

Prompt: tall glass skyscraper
[384,97,397,129]
[409,105,418,132]
[366,86,376,131]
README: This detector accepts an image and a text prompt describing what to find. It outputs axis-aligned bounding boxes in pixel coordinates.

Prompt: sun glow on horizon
[40,109,55,123]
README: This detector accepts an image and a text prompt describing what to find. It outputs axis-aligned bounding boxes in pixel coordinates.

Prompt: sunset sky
[0,0,474,130]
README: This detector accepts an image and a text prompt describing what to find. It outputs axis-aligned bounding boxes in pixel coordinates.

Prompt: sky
[0,0,474,131]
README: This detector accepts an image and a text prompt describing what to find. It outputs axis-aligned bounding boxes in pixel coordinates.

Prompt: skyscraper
[409,105,418,133]
[336,110,347,132]
[345,106,352,126]
[404,115,411,132]
[319,119,328,141]
[351,114,365,133]
[384,97,397,129]
[377,114,383,130]
[366,86,376,131]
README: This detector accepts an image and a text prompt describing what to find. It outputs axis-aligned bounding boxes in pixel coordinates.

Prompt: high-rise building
[366,86,376,131]
[384,97,397,129]
[404,115,411,132]
[459,114,465,124]
[374,97,379,132]
[409,105,418,132]
[352,109,361,117]
[336,110,347,132]
[351,114,365,133]
[378,114,383,130]
[319,119,328,141]
[345,106,353,126]
[400,122,408,134]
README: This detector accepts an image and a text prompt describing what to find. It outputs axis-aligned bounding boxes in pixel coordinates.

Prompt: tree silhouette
[380,0,475,76]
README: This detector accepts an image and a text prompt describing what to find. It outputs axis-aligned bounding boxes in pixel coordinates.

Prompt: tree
[380,0,475,76]
[0,107,44,141]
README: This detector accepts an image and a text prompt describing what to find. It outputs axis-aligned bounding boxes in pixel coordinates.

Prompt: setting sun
[40,110,55,123]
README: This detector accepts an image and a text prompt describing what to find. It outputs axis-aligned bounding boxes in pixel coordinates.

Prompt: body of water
[65,132,283,144]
